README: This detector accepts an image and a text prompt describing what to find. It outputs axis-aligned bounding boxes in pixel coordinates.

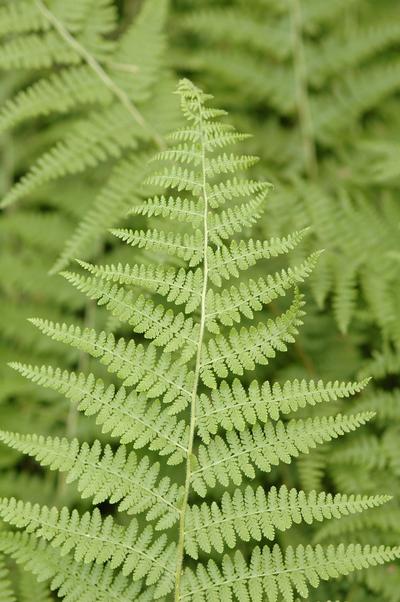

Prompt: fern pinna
[0,80,398,601]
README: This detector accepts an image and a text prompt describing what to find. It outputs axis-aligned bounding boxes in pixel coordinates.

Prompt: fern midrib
[174,96,210,601]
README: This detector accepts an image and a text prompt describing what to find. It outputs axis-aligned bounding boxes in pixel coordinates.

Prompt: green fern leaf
[207,229,310,285]
[111,227,204,267]
[0,499,176,596]
[78,260,203,314]
[0,554,15,602]
[8,362,189,461]
[200,291,305,388]
[182,544,400,601]
[0,431,183,529]
[0,2,49,38]
[1,77,395,601]
[197,378,370,442]
[191,412,375,497]
[185,486,391,559]
[0,530,155,602]
[26,318,194,407]
[61,269,199,360]
[206,253,320,332]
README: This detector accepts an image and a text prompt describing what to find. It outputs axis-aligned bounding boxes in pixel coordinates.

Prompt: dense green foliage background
[0,0,400,600]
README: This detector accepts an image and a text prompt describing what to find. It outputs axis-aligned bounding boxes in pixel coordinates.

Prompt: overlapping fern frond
[0,0,177,273]
[0,79,398,601]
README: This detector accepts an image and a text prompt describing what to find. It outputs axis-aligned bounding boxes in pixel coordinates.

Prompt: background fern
[1,1,400,601]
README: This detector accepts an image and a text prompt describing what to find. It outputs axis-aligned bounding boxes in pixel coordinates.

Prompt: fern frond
[0,431,183,529]
[207,197,267,245]
[130,195,203,225]
[206,153,259,177]
[182,543,400,601]
[314,59,400,144]
[18,568,52,602]
[207,179,270,209]
[0,31,80,70]
[1,105,139,208]
[0,530,156,602]
[1,75,394,601]
[0,498,176,596]
[169,124,250,149]
[328,433,385,471]
[0,2,48,38]
[310,22,400,87]
[297,449,327,493]
[205,253,320,332]
[7,1,116,67]
[181,8,289,59]
[111,227,204,267]
[0,0,170,210]
[207,229,310,286]
[43,0,117,58]
[50,153,149,273]
[7,363,189,462]
[78,260,203,314]
[0,66,110,135]
[200,291,305,388]
[27,317,194,407]
[314,504,400,544]
[332,262,358,334]
[191,412,374,496]
[185,486,391,559]
[110,0,168,102]
[0,554,15,602]
[61,270,199,361]
[197,378,369,442]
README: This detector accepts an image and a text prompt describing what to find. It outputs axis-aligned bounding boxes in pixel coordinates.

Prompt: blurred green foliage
[0,0,399,600]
